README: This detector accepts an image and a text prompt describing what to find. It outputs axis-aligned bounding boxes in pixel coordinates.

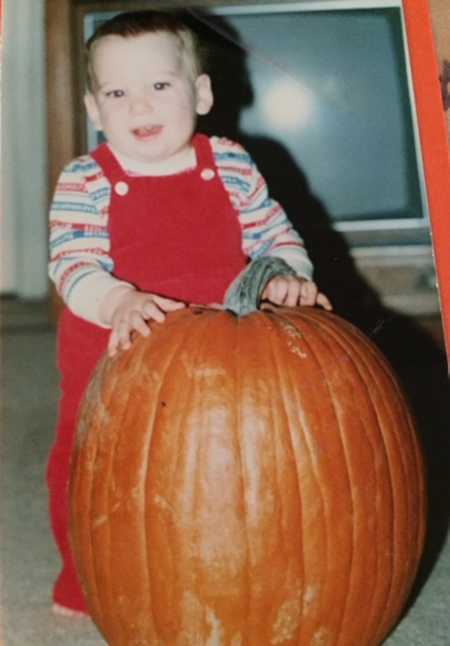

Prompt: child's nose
[129,94,153,114]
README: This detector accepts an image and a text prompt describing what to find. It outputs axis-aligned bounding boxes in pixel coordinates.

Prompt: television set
[77,0,448,326]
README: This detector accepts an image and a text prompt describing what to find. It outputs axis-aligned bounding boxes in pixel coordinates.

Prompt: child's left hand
[261,275,332,310]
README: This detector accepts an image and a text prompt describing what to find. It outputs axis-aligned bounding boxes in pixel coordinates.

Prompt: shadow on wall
[189,9,450,603]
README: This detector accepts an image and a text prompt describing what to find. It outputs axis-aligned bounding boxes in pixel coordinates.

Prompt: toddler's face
[85,32,213,165]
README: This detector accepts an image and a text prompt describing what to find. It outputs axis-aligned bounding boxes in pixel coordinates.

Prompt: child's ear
[84,93,102,131]
[195,74,214,116]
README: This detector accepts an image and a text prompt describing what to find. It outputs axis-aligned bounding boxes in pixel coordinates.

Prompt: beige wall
[429,0,450,58]
[1,0,48,297]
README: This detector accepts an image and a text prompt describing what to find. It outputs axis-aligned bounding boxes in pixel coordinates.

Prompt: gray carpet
[1,299,449,645]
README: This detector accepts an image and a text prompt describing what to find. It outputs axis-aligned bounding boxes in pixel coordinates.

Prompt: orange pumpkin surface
[70,306,426,646]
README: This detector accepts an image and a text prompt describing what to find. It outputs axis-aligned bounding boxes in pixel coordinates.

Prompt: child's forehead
[90,32,187,74]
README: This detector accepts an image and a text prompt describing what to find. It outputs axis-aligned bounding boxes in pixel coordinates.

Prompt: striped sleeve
[211,136,313,280]
[48,155,132,325]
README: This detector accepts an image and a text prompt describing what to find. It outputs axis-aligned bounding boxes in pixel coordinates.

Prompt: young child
[47,9,331,616]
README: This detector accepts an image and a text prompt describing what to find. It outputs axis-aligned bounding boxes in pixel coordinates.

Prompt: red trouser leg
[46,388,88,613]
[47,310,108,612]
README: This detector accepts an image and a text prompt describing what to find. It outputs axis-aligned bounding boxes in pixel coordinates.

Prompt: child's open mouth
[132,125,163,139]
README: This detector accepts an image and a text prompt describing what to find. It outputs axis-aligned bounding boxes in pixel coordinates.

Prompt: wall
[1,0,48,298]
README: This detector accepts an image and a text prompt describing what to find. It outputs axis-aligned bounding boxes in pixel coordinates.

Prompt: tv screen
[83,0,431,249]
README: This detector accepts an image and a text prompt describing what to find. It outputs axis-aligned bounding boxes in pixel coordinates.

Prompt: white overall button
[114,181,129,196]
[201,168,215,181]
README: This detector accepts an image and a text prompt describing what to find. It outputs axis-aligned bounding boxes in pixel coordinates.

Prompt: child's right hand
[107,289,185,357]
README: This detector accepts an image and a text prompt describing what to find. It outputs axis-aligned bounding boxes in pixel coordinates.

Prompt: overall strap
[192,133,216,172]
[90,143,126,183]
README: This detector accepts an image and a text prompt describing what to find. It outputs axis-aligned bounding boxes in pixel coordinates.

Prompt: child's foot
[52,602,88,618]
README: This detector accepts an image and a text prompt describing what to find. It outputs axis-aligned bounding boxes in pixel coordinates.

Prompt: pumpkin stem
[223,256,298,316]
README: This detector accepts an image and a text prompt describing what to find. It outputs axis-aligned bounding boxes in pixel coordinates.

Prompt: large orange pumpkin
[70,298,426,645]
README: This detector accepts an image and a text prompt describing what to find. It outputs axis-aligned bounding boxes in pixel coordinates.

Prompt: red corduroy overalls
[46,134,247,612]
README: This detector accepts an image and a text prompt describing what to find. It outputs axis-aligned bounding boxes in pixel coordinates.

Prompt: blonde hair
[85,10,206,91]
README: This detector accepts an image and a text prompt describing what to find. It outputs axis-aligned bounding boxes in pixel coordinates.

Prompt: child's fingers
[299,282,333,310]
[299,280,318,306]
[141,300,166,323]
[129,310,152,336]
[107,327,122,357]
[285,278,303,307]
[261,277,288,304]
[107,334,117,357]
[152,295,186,312]
[116,323,133,351]
[108,311,149,357]
[317,292,333,311]
[107,295,185,357]
[108,320,133,356]
[261,276,332,311]
[262,277,332,312]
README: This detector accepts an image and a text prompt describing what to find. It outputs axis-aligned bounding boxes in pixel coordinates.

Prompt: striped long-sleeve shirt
[49,136,313,325]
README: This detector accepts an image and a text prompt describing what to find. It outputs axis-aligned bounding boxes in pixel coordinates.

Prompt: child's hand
[261,275,332,311]
[108,290,185,357]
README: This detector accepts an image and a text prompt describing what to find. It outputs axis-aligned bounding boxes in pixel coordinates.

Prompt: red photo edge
[403,0,450,364]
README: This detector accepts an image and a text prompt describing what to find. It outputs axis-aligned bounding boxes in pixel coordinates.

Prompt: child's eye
[105,89,125,99]
[153,82,171,91]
